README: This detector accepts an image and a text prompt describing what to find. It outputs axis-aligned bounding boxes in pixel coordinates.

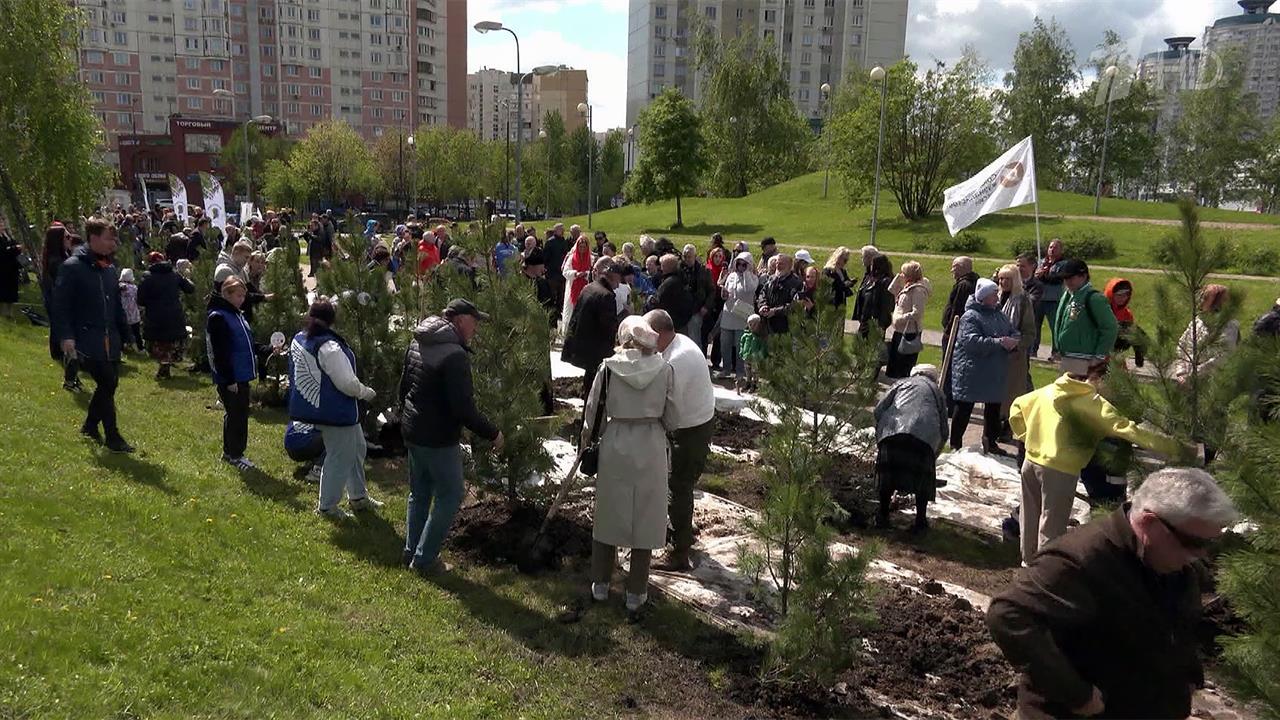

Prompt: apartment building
[466,66,588,142]
[1202,0,1280,126]
[1136,36,1202,135]
[76,0,468,174]
[625,0,908,129]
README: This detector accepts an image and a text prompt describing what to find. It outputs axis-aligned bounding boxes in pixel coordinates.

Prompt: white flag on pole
[138,174,150,212]
[167,174,189,225]
[941,136,1037,236]
[200,172,227,231]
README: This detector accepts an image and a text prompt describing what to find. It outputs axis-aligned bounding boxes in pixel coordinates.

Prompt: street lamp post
[407,133,415,216]
[499,98,510,213]
[578,101,593,229]
[820,82,832,199]
[475,20,523,221]
[1094,64,1120,216]
[539,128,549,217]
[869,65,888,246]
[627,126,635,175]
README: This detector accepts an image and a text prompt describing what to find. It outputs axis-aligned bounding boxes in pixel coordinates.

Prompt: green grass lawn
[0,306,750,718]
[561,172,1280,276]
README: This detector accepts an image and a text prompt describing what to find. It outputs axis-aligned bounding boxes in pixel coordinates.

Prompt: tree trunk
[0,162,38,257]
[675,194,683,228]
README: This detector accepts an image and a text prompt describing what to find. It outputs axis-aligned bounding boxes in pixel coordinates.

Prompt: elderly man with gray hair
[988,467,1236,720]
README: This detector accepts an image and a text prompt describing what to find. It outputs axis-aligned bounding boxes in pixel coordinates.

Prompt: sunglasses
[1156,515,1216,551]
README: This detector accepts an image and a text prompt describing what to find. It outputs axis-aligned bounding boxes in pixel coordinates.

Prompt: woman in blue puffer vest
[948,278,1020,456]
[206,276,261,470]
[288,299,383,521]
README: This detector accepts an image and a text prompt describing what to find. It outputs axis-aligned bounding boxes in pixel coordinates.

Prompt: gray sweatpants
[317,424,370,511]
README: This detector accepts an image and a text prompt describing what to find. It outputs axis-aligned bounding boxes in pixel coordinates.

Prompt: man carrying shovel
[399,299,504,577]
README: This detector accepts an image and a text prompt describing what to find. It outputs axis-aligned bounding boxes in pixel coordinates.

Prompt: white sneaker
[316,505,354,521]
[223,455,255,471]
[349,495,385,512]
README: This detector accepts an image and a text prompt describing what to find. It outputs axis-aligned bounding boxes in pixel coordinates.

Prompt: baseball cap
[794,249,814,264]
[445,298,490,321]
[1058,259,1089,278]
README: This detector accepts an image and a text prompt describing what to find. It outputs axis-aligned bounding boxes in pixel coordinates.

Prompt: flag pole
[1034,191,1042,262]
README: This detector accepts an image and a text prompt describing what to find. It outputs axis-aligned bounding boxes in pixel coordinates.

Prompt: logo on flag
[200,172,227,232]
[942,136,1037,236]
[167,174,189,225]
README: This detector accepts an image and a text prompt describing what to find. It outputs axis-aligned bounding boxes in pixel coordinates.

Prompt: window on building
[230,5,242,17]
[235,81,247,93]
[186,77,200,90]
[370,51,382,64]
[372,107,383,118]
[655,5,666,18]
[262,45,275,57]
[705,6,716,19]
[851,14,863,26]
[148,14,160,22]
[184,57,199,70]
[805,14,814,26]
[310,85,322,96]
[286,102,299,113]
[801,51,812,64]
[185,133,221,153]
[849,32,862,46]
[374,126,385,137]
[654,62,666,77]
[370,14,382,25]
[308,28,320,40]
[851,0,864,6]
[311,104,322,116]
[211,78,226,90]
[210,59,224,71]
[85,50,105,64]
[186,96,202,109]
[799,88,810,100]
[799,70,810,83]
[263,63,274,76]
[117,112,132,125]
[183,16,198,30]
[285,64,298,76]
[113,31,127,45]
[113,52,130,65]
[115,72,128,85]
[259,6,273,18]
[91,91,106,102]
[655,24,666,38]
[285,83,300,95]
[802,33,813,46]
[309,66,322,78]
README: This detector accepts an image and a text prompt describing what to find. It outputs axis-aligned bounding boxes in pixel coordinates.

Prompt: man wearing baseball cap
[399,298,503,576]
[1051,259,1118,370]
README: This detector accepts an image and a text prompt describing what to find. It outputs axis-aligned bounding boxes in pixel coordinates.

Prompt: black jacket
[651,271,694,331]
[51,246,130,362]
[165,234,189,264]
[825,267,854,307]
[543,236,568,280]
[682,260,714,312]
[563,278,620,369]
[1253,306,1280,338]
[853,274,893,330]
[137,261,196,342]
[399,316,499,448]
[988,505,1204,719]
[761,272,803,334]
[942,270,979,335]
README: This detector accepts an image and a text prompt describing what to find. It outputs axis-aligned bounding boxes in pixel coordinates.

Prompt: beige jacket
[891,280,931,334]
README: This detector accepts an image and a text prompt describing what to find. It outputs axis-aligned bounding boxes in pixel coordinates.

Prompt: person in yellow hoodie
[1009,361,1188,564]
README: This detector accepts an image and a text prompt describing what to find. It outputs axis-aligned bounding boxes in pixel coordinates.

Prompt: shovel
[519,448,586,571]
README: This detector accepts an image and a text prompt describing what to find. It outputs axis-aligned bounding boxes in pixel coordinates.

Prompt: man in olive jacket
[1052,259,1118,360]
[987,468,1236,719]
[52,218,135,453]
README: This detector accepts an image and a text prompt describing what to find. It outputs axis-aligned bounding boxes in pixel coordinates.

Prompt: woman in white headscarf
[719,251,758,390]
[581,315,677,617]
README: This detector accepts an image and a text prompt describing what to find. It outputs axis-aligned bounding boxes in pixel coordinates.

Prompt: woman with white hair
[581,315,677,618]
[873,364,949,531]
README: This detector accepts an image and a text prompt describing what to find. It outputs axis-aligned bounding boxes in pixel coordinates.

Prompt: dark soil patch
[848,585,1017,716]
[1199,593,1248,658]
[551,376,583,400]
[824,453,879,528]
[448,497,593,574]
[712,410,767,450]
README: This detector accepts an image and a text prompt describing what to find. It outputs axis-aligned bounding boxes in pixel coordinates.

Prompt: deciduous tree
[624,88,706,228]
[997,17,1079,187]
[270,120,378,209]
[829,57,996,220]
[218,125,292,207]
[0,0,113,253]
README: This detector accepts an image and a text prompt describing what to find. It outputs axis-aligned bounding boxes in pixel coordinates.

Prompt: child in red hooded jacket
[1104,278,1144,367]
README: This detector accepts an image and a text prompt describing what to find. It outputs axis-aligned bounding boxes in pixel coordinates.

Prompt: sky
[465,0,1248,131]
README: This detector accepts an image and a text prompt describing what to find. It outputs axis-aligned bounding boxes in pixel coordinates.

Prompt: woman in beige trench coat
[582,315,678,615]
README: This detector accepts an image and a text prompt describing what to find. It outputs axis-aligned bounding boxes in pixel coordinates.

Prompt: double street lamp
[869,65,888,246]
[474,19,563,223]
[1094,64,1120,216]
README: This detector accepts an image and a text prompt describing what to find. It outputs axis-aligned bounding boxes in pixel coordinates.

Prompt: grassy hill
[561,172,1280,275]
[0,310,744,718]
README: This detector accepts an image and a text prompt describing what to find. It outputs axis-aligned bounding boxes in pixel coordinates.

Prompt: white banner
[200,172,227,231]
[942,136,1037,236]
[167,174,189,225]
[239,202,258,224]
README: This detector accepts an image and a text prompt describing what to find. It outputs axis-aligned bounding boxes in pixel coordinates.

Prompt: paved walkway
[1004,209,1279,232]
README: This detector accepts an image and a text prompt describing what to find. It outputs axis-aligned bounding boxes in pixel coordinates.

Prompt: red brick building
[118,115,283,204]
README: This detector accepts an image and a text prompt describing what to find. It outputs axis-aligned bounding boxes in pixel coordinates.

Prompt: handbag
[579,368,611,476]
[897,316,924,354]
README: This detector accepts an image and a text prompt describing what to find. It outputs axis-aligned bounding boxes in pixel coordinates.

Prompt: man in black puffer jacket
[52,218,135,453]
[398,298,503,577]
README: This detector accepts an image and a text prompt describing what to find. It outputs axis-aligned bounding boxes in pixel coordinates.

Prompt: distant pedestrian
[1016,252,1044,354]
[1104,278,1144,367]
[854,253,894,338]
[719,251,758,387]
[41,223,80,386]
[562,262,625,400]
[137,252,195,379]
[206,276,262,470]
[680,244,714,345]
[740,314,766,391]
[119,268,143,351]
[822,246,856,310]
[1034,239,1066,355]
[51,218,134,453]
[1172,284,1239,383]
[886,261,930,378]
[941,255,979,348]
[759,254,802,335]
[398,299,503,575]
[996,263,1037,426]
[651,253,695,334]
[559,232,593,333]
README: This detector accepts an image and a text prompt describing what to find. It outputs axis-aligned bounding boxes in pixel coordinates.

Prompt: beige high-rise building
[625,0,909,129]
[466,67,588,142]
[1136,36,1203,136]
[75,0,470,170]
[1202,0,1280,126]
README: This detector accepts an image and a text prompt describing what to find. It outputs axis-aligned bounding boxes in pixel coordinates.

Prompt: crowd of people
[14,202,1278,716]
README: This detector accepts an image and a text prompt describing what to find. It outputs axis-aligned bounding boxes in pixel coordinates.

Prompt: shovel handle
[538,450,585,536]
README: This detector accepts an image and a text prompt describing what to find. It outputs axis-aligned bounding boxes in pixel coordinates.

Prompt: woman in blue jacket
[206,276,260,469]
[948,278,1020,455]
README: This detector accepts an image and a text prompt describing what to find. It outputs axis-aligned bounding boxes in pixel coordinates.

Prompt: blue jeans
[405,443,465,569]
[682,313,703,346]
[720,327,744,380]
